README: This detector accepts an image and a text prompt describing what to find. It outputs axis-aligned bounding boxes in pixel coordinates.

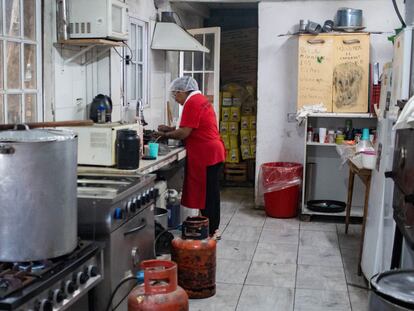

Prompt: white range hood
[151,22,209,53]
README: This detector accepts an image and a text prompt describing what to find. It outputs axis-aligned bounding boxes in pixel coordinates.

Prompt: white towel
[296,104,328,125]
[393,95,414,130]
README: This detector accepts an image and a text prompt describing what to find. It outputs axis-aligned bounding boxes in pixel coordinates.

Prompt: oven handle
[124,219,147,236]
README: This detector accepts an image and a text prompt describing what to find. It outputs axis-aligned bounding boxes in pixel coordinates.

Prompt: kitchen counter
[77,147,186,175]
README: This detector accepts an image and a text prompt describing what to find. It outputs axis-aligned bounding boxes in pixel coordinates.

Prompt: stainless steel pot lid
[0,129,77,142]
[371,270,414,306]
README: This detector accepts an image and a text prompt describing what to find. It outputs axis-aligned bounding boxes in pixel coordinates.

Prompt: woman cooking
[157,76,225,238]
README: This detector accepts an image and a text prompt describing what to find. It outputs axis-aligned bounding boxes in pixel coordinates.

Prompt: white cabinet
[301,113,377,218]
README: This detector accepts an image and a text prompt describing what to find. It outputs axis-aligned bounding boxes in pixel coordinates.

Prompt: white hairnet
[170,76,199,92]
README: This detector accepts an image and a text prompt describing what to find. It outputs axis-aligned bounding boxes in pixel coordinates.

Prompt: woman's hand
[158,125,175,132]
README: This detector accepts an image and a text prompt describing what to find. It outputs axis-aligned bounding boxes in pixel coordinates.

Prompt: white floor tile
[294,288,351,311]
[300,230,339,249]
[189,283,243,311]
[221,225,262,243]
[217,240,257,261]
[260,228,299,245]
[216,258,251,284]
[264,217,300,230]
[300,221,338,232]
[253,242,298,264]
[236,285,294,311]
[298,245,343,267]
[245,262,296,288]
[296,265,347,291]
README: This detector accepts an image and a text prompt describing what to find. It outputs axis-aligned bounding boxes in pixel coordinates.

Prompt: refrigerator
[361,26,414,278]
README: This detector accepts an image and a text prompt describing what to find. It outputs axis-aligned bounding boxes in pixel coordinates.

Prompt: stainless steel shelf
[308,112,376,119]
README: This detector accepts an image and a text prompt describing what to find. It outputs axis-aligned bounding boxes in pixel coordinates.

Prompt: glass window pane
[137,26,143,62]
[7,94,21,124]
[7,42,21,89]
[205,34,214,71]
[0,42,3,90]
[183,51,192,71]
[24,0,36,40]
[0,95,3,123]
[24,44,36,89]
[137,64,143,99]
[129,65,136,100]
[194,73,203,93]
[130,24,136,61]
[6,0,20,37]
[25,94,36,122]
[194,35,203,71]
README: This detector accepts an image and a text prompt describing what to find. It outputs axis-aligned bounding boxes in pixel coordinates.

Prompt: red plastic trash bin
[261,162,303,218]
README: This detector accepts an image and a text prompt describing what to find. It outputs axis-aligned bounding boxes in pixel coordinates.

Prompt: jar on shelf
[327,130,335,144]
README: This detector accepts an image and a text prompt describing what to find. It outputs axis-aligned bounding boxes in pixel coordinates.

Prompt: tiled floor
[189,188,369,311]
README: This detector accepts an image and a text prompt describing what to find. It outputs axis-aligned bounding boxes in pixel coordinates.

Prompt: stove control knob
[77,271,89,285]
[113,207,124,220]
[150,187,155,199]
[146,190,151,202]
[65,280,76,295]
[36,299,53,311]
[130,199,137,213]
[126,201,133,214]
[136,195,142,208]
[88,265,99,277]
[52,289,65,304]
[142,192,148,204]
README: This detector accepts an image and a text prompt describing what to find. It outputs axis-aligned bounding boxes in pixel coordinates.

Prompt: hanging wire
[392,0,406,27]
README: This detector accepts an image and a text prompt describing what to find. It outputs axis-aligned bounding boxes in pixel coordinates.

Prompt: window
[0,0,42,124]
[127,17,148,107]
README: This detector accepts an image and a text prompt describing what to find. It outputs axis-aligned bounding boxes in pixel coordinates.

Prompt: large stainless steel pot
[0,129,78,262]
[336,8,363,27]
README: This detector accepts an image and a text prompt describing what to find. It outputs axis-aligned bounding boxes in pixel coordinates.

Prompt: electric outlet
[287,113,296,123]
[76,98,83,106]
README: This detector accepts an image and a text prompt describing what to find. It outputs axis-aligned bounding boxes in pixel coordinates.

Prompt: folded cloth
[393,95,414,130]
[296,104,328,125]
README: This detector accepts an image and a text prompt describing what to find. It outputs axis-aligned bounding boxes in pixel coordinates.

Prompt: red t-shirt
[179,93,225,209]
[179,93,225,166]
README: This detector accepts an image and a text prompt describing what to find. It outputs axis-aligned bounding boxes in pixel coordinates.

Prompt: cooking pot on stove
[0,128,78,262]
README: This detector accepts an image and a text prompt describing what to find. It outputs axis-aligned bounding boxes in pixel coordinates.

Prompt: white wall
[43,0,203,128]
[256,0,404,199]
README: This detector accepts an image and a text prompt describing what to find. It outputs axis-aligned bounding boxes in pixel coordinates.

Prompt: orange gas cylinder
[127,260,189,311]
[171,216,217,299]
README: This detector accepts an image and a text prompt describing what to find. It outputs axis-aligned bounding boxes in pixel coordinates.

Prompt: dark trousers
[201,162,223,235]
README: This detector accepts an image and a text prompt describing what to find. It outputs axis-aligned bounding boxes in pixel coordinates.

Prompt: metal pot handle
[124,219,147,236]
[13,124,30,131]
[307,39,325,44]
[0,145,15,155]
[343,39,360,45]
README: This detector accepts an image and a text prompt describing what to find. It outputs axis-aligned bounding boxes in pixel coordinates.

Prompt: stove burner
[17,261,47,273]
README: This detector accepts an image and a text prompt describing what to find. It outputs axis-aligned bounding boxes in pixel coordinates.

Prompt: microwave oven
[68,0,128,41]
[69,123,141,166]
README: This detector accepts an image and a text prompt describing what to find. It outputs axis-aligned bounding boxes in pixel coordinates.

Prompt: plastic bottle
[356,128,374,153]
[97,104,106,123]
[344,119,354,140]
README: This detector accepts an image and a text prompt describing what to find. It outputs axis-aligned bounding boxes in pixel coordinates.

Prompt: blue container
[362,128,370,140]
[149,142,159,158]
[167,202,181,229]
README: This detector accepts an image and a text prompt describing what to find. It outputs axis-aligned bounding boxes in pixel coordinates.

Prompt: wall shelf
[56,39,124,65]
[307,142,337,147]
[308,112,376,119]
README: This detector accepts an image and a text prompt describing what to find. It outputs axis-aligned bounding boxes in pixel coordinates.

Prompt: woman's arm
[162,127,192,140]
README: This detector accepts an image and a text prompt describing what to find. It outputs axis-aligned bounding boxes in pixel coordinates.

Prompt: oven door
[392,129,414,194]
[393,185,414,249]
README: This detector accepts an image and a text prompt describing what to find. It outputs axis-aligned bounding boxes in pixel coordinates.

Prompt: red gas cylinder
[128,260,189,311]
[171,216,217,299]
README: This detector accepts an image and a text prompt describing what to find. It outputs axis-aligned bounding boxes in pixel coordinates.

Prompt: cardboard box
[220,122,229,135]
[221,107,231,121]
[226,148,240,163]
[229,122,239,135]
[221,134,230,150]
[230,106,241,122]
[249,116,256,130]
[250,145,256,158]
[240,129,250,145]
[241,145,251,160]
[241,116,249,130]
[232,97,242,107]
[250,130,257,144]
[229,135,239,149]
[222,98,233,107]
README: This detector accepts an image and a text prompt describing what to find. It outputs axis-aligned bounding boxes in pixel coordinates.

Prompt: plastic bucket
[149,142,159,158]
[261,162,303,218]
[154,207,168,230]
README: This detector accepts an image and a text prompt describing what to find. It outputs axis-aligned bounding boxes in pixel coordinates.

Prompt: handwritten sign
[297,35,334,112]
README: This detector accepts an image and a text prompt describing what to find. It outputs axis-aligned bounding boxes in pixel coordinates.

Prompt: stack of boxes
[220,92,256,163]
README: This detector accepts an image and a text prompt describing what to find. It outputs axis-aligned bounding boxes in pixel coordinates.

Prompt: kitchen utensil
[149,142,159,158]
[306,21,322,34]
[116,129,140,169]
[0,128,78,261]
[322,20,334,32]
[336,8,363,28]
[307,200,346,213]
[299,19,309,33]
[0,120,93,131]
[89,94,112,123]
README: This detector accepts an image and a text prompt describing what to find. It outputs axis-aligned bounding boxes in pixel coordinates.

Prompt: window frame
[0,0,42,124]
[126,16,149,108]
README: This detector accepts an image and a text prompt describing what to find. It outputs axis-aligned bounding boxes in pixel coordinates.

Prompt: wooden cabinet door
[297,35,335,112]
[332,33,370,113]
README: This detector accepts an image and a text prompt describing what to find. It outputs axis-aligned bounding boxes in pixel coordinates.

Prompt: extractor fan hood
[151,12,209,53]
